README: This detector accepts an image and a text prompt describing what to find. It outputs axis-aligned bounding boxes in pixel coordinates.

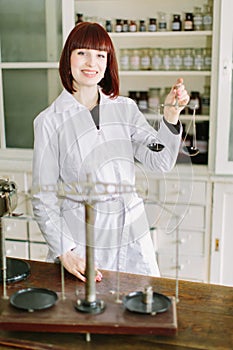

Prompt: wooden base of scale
[0,261,177,336]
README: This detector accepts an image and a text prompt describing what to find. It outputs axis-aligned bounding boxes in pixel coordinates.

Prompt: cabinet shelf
[120,71,211,77]
[110,31,212,38]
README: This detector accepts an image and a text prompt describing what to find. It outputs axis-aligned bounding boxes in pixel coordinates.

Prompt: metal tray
[123,291,171,314]
[10,287,58,312]
[0,258,30,283]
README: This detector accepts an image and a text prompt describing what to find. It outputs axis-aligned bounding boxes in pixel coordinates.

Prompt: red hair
[59,22,119,98]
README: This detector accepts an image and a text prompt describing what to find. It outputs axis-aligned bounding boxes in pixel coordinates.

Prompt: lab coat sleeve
[130,103,182,172]
[32,113,76,260]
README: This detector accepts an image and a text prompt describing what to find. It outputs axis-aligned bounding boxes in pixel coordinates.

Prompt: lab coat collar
[54,87,109,113]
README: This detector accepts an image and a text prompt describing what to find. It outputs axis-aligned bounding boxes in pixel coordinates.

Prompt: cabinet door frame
[210,181,233,286]
[214,0,233,174]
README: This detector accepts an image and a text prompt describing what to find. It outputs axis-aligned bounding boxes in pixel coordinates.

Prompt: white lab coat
[32,88,182,277]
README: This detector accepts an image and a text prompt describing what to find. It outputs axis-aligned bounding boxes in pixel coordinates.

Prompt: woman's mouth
[82,70,98,78]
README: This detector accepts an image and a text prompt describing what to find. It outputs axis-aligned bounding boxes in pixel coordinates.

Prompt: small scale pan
[10,287,58,312]
[147,143,165,152]
[123,291,171,314]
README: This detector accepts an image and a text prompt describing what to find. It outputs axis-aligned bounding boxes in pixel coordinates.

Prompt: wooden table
[0,260,232,349]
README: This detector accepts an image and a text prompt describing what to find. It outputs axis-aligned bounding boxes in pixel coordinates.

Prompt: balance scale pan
[0,258,30,283]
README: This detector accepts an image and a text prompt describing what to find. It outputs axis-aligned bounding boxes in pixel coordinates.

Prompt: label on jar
[151,56,162,69]
[129,24,137,32]
[159,22,167,30]
[172,22,181,30]
[120,56,129,70]
[141,56,150,69]
[173,56,182,69]
[183,56,193,69]
[184,21,193,30]
[194,56,204,70]
[138,100,148,110]
[163,56,172,70]
[148,24,156,31]
[130,56,140,70]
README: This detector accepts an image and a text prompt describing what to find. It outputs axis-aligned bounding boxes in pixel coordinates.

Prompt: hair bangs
[70,23,112,53]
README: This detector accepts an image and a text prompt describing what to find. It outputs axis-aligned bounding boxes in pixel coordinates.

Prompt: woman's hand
[163,77,190,125]
[59,250,103,282]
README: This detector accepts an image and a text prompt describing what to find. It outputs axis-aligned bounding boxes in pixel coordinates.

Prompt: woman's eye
[77,51,85,55]
[98,53,106,59]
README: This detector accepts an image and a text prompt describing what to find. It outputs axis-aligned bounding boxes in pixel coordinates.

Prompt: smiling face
[70,48,107,90]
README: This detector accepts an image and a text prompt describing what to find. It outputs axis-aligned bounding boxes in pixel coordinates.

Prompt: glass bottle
[129,20,137,32]
[172,14,182,31]
[201,85,210,115]
[162,49,172,70]
[203,47,212,70]
[105,20,112,32]
[138,91,149,111]
[203,4,212,30]
[151,48,162,70]
[148,88,161,111]
[148,18,157,32]
[122,19,129,32]
[119,49,130,71]
[184,13,194,31]
[115,19,122,32]
[193,7,203,31]
[172,48,183,70]
[194,48,204,70]
[183,48,194,70]
[139,20,146,32]
[75,13,83,25]
[158,12,167,31]
[129,49,140,70]
[188,91,202,115]
[140,49,151,70]
[129,91,138,104]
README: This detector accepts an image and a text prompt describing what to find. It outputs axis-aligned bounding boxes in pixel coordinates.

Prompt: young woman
[32,22,189,282]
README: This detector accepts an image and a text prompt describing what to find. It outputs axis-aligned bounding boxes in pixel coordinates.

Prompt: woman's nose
[86,53,96,66]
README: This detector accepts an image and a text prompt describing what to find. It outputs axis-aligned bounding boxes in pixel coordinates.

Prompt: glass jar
[129,20,137,32]
[162,49,172,70]
[119,49,130,70]
[183,48,194,70]
[172,14,182,31]
[201,85,210,115]
[75,13,83,25]
[158,12,167,31]
[203,4,212,30]
[148,18,157,32]
[203,47,212,70]
[188,91,202,115]
[122,19,129,32]
[140,49,151,70]
[138,91,149,111]
[148,88,161,111]
[193,7,203,31]
[184,13,194,31]
[194,48,204,70]
[105,20,112,32]
[139,20,146,32]
[172,48,183,70]
[151,48,162,70]
[129,91,138,104]
[115,19,122,32]
[129,49,140,70]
